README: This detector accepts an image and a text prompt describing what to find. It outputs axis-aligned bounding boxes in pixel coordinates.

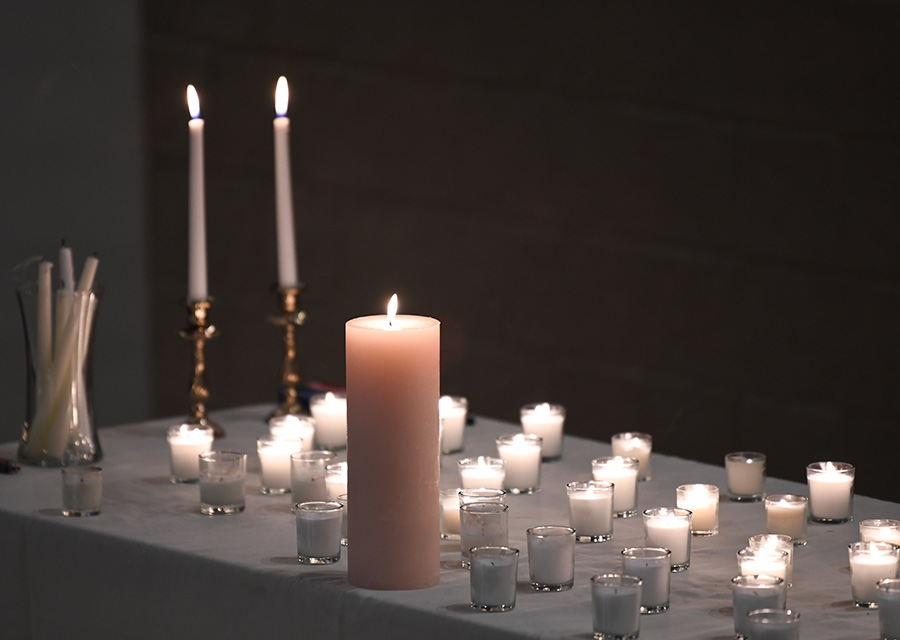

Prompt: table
[1,405,896,639]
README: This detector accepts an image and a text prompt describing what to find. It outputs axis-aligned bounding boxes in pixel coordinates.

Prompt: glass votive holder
[336,493,349,546]
[293,500,344,564]
[567,480,614,542]
[737,547,790,585]
[290,450,335,503]
[439,395,468,454]
[611,432,652,481]
[440,488,462,540]
[765,494,808,546]
[591,574,642,640]
[745,608,800,640]
[592,456,639,518]
[519,402,565,461]
[166,424,214,484]
[849,541,900,608]
[61,466,102,517]
[806,461,855,523]
[731,575,786,640]
[725,451,766,502]
[199,451,246,515]
[470,546,519,612]
[458,456,505,490]
[460,502,509,568]
[268,414,315,451]
[643,507,692,572]
[496,433,542,494]
[309,391,347,450]
[459,487,506,505]
[877,578,900,640]
[749,534,794,587]
[676,483,719,536]
[861,519,900,545]
[526,525,576,592]
[325,461,348,500]
[621,547,671,614]
[257,434,304,495]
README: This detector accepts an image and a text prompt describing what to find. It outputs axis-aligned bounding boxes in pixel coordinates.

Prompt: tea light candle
[806,461,854,523]
[293,501,344,564]
[621,547,671,614]
[765,494,808,545]
[166,424,214,483]
[877,578,900,639]
[325,461,348,500]
[592,456,640,518]
[676,484,719,536]
[643,507,692,571]
[257,434,304,494]
[268,414,315,451]
[725,451,766,501]
[611,432,652,481]
[458,457,506,490]
[749,534,794,586]
[440,488,462,539]
[495,434,542,494]
[526,526,576,591]
[470,546,519,612]
[520,402,565,460]
[731,575,787,639]
[290,450,335,503]
[61,467,103,517]
[310,392,348,450]
[439,395,468,454]
[849,541,900,608]
[591,575,643,639]
[566,480,614,542]
[860,519,900,545]
[738,547,790,584]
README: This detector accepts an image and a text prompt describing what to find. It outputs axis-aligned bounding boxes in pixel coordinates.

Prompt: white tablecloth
[1,405,896,639]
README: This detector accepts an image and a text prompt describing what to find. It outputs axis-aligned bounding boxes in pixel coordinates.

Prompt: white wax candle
[750,534,794,585]
[807,462,854,521]
[732,576,786,639]
[766,496,808,541]
[622,549,671,610]
[61,467,102,515]
[439,395,467,454]
[592,457,639,516]
[258,436,304,493]
[860,519,900,545]
[459,457,506,490]
[310,392,347,450]
[591,578,642,637]
[295,507,343,560]
[440,489,461,536]
[880,581,900,638]
[36,261,53,385]
[676,484,719,534]
[527,527,575,588]
[200,478,244,507]
[496,434,541,493]
[167,425,214,482]
[725,452,766,498]
[290,452,334,503]
[325,462,348,501]
[470,548,518,609]
[612,433,652,480]
[738,548,789,583]
[269,415,315,451]
[520,402,565,459]
[850,543,900,606]
[186,85,207,302]
[567,482,614,540]
[644,509,691,568]
[273,76,298,289]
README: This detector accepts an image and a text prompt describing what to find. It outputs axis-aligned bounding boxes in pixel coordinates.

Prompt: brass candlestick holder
[269,285,307,420]
[180,298,223,437]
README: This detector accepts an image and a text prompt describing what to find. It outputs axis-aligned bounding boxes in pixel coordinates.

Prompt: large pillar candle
[346,295,440,589]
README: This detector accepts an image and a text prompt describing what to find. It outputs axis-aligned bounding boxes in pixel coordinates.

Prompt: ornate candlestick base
[269,285,306,420]
[180,298,224,438]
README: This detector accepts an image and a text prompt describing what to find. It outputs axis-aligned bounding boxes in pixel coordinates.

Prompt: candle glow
[275,76,289,117]
[387,293,398,328]
[187,85,200,119]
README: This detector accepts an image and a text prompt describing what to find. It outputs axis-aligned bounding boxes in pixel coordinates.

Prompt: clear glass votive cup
[591,574,642,640]
[290,450,336,503]
[676,483,719,536]
[749,534,794,587]
[567,480,614,542]
[309,391,347,450]
[745,608,800,640]
[526,525,576,592]
[806,461,854,523]
[470,546,519,612]
[861,519,900,545]
[166,424,214,483]
[520,402,565,461]
[268,414,315,451]
[458,456,506,490]
[611,432,652,481]
[877,578,900,640]
[336,493,348,546]
[725,451,766,502]
[439,395,468,454]
[621,547,671,614]
[257,434,304,495]
[643,507,692,572]
[495,433,542,494]
[459,487,506,505]
[293,500,344,564]
[731,575,786,640]
[325,461,348,500]
[849,541,900,608]
[61,466,102,517]
[592,456,639,518]
[440,488,462,540]
[737,547,790,585]
[765,494,808,546]
[199,451,246,515]
[460,502,509,568]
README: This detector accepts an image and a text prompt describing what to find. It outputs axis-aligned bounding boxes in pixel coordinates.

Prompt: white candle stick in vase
[187,84,208,302]
[273,76,298,289]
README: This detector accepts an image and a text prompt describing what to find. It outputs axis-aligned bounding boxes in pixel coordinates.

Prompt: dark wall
[142,1,900,501]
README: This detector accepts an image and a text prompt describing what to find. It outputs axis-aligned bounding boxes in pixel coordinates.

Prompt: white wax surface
[273,115,298,289]
[200,478,244,507]
[732,585,786,638]
[441,493,461,536]
[496,440,541,491]
[622,555,670,607]
[766,500,807,540]
[520,413,563,458]
[296,510,342,559]
[259,441,302,491]
[677,489,718,533]
[808,471,853,520]
[470,553,517,607]
[527,534,574,586]
[726,456,765,496]
[168,435,213,481]
[592,584,641,637]
[311,396,347,450]
[62,479,102,512]
[459,467,505,490]
[326,468,348,501]
[568,491,613,537]
[645,518,691,567]
[612,436,652,479]
[593,464,638,514]
[440,402,467,454]
[187,116,207,302]
[850,554,900,604]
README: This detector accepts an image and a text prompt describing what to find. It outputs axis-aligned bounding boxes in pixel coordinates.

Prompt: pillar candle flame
[275,76,289,117]
[187,85,200,119]
[387,293,398,328]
